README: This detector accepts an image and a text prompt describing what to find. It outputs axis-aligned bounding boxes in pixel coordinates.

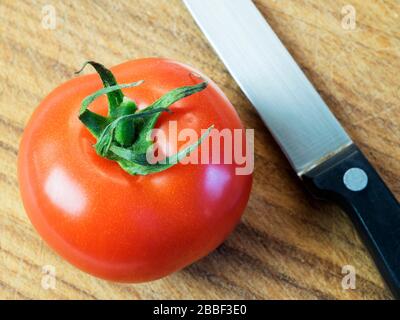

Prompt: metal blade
[184,0,352,175]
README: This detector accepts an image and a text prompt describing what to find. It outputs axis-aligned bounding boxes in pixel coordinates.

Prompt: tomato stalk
[76,61,212,175]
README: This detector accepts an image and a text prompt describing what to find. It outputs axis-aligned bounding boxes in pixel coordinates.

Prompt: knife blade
[184,0,352,175]
[184,0,400,298]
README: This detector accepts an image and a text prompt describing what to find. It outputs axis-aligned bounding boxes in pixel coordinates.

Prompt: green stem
[77,61,212,175]
[114,97,137,147]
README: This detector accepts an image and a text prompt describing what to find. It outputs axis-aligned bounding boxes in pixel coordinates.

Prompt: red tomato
[18,58,252,282]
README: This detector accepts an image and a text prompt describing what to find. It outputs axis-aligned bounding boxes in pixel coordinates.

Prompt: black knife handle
[302,144,400,299]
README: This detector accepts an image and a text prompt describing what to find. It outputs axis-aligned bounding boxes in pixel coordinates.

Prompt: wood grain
[0,0,399,299]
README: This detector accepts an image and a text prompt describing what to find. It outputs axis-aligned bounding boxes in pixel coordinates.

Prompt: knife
[184,0,400,298]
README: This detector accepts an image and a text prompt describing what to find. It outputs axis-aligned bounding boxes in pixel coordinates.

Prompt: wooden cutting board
[0,0,399,299]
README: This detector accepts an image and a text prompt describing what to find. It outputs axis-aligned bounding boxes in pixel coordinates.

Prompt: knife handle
[302,144,400,299]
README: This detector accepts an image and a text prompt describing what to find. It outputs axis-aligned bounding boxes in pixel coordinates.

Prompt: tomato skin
[18,58,252,282]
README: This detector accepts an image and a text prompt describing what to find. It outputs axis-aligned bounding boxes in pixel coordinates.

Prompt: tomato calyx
[76,61,213,175]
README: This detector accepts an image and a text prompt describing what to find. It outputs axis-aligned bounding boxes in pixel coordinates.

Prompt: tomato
[18,58,252,282]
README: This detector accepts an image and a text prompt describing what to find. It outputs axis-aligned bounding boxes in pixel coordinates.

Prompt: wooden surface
[0,0,399,300]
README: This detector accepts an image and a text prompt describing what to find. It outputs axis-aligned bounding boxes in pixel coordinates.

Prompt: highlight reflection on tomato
[18,58,252,282]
